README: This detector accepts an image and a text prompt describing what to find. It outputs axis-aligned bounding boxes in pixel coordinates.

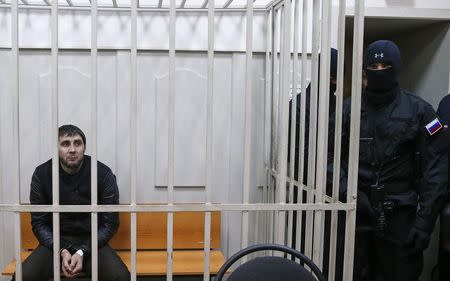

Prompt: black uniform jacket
[341,87,448,240]
[30,155,119,257]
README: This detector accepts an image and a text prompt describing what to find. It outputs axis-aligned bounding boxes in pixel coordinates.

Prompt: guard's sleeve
[327,98,351,197]
[30,168,71,251]
[414,104,449,233]
[73,168,119,257]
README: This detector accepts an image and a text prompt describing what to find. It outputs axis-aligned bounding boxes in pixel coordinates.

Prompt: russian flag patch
[425,118,443,136]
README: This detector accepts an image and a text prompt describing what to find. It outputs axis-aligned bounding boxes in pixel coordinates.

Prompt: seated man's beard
[60,157,83,169]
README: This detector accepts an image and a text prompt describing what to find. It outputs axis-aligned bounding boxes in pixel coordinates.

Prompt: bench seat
[2,211,226,277]
[2,250,225,276]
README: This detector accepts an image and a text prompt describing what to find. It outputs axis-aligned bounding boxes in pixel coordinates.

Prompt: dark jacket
[437,94,450,197]
[341,87,448,240]
[288,84,337,186]
[30,155,119,257]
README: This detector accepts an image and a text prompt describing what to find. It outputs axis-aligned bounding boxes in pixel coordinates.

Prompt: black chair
[215,243,326,281]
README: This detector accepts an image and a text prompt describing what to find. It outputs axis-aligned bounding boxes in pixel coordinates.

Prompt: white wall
[397,22,450,108]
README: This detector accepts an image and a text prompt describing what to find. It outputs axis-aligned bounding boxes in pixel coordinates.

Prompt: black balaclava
[317,48,338,96]
[363,40,401,105]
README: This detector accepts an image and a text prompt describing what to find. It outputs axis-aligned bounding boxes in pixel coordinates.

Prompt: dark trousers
[353,231,423,281]
[12,244,130,281]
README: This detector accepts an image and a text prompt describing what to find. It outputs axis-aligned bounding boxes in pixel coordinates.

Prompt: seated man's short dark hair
[58,124,86,146]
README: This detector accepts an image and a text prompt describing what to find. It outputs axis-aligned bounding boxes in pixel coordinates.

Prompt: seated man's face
[58,134,86,170]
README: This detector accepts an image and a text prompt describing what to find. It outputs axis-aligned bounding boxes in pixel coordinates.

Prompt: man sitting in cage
[12,124,130,281]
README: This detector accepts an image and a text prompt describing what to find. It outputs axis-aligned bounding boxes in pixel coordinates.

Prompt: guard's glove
[406,226,430,252]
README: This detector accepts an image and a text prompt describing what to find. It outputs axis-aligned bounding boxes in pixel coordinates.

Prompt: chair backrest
[214,244,326,281]
[21,211,221,250]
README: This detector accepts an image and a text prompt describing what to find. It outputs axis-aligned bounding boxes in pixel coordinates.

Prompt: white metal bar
[313,0,332,269]
[241,0,253,258]
[328,0,346,279]
[20,0,28,5]
[203,0,214,279]
[12,1,22,280]
[0,203,355,212]
[130,0,138,279]
[203,211,211,280]
[275,0,290,246]
[50,0,61,279]
[287,0,300,252]
[180,0,186,8]
[112,0,118,8]
[0,4,268,11]
[265,0,282,10]
[205,0,214,221]
[244,0,256,9]
[343,0,364,280]
[90,0,99,279]
[158,0,162,8]
[201,0,208,8]
[269,6,277,247]
[222,0,233,8]
[304,0,320,260]
[43,0,50,6]
[14,213,22,281]
[264,8,272,250]
[167,0,176,279]
[295,0,308,255]
[274,5,283,202]
[66,0,73,6]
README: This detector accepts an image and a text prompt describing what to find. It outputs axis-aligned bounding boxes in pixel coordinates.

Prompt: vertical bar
[130,0,138,279]
[305,0,320,260]
[329,0,346,279]
[288,0,300,251]
[11,1,22,280]
[296,0,308,254]
[241,0,253,257]
[313,0,332,269]
[275,0,291,245]
[167,0,176,278]
[343,0,364,280]
[273,5,284,246]
[51,0,61,279]
[203,0,214,279]
[90,0,99,279]
[268,6,277,247]
[264,8,272,249]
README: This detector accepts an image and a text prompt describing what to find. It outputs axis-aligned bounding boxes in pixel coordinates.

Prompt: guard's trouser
[353,229,423,281]
[12,244,130,281]
[438,201,450,281]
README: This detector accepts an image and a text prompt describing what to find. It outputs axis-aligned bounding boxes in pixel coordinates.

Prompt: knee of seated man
[12,270,34,281]
[109,266,130,281]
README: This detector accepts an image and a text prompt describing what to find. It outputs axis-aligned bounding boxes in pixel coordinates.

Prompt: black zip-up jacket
[340,87,448,239]
[30,155,119,257]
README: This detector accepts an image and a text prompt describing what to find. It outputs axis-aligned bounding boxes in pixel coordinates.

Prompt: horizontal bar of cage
[264,0,282,10]
[0,47,270,55]
[0,202,355,212]
[0,4,268,11]
[269,169,341,204]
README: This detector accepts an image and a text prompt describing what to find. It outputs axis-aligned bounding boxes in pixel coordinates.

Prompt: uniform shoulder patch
[425,118,443,136]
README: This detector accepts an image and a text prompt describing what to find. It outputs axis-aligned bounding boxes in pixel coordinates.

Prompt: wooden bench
[2,211,226,277]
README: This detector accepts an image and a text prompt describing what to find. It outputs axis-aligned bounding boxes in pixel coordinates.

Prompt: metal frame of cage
[0,0,365,280]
